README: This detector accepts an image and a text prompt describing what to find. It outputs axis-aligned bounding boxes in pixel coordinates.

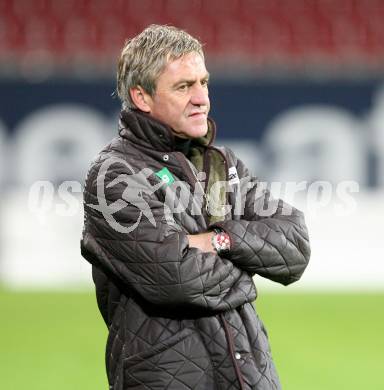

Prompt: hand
[187,232,215,254]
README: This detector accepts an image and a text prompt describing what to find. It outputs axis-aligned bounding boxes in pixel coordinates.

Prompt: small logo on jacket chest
[155,167,175,185]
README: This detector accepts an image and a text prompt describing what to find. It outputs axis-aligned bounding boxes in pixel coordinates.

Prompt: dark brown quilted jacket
[81,109,311,390]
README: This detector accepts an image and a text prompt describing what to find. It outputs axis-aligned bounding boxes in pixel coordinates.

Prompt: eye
[202,79,209,87]
[178,84,188,91]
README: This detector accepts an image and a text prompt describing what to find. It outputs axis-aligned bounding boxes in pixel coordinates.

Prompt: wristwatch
[211,228,231,255]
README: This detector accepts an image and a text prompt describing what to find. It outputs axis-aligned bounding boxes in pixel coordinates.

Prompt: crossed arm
[188,156,311,286]
[82,156,310,313]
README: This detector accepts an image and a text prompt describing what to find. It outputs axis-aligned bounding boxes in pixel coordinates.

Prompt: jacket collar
[118,109,216,152]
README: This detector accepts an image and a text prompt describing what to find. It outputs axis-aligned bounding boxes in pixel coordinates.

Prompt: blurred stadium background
[0,0,383,389]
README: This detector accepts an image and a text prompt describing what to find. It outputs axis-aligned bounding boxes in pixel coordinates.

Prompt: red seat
[0,0,383,72]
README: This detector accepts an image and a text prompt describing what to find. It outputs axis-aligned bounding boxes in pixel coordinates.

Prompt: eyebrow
[172,73,210,88]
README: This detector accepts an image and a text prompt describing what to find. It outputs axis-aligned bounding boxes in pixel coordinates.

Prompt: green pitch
[0,290,383,390]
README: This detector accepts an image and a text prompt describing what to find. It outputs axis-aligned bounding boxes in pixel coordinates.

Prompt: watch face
[213,231,231,253]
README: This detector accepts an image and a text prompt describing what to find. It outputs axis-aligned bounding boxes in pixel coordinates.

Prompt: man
[81,25,310,390]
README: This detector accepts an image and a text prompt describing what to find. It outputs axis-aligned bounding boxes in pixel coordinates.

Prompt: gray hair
[117,24,204,110]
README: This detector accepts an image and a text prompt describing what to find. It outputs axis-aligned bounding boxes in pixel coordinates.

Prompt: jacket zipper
[220,313,246,390]
[209,145,229,182]
[174,148,244,386]
[173,151,211,226]
[202,148,211,221]
[206,146,231,223]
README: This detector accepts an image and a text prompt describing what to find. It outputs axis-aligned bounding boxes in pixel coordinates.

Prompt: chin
[175,121,208,139]
[192,123,209,138]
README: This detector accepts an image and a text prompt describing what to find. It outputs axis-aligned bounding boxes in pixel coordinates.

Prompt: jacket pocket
[122,328,215,389]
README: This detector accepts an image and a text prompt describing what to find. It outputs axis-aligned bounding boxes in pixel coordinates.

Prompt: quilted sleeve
[211,155,311,286]
[81,158,256,312]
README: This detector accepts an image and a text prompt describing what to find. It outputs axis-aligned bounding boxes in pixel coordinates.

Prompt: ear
[129,86,152,113]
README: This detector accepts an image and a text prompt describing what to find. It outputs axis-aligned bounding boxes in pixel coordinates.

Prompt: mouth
[189,112,206,119]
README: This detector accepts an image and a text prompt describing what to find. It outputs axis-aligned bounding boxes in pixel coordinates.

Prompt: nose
[190,84,209,107]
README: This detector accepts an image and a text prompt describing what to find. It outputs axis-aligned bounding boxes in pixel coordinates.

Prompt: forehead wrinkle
[157,54,208,89]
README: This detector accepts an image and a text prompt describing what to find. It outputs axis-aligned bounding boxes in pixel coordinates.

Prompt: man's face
[145,52,210,139]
